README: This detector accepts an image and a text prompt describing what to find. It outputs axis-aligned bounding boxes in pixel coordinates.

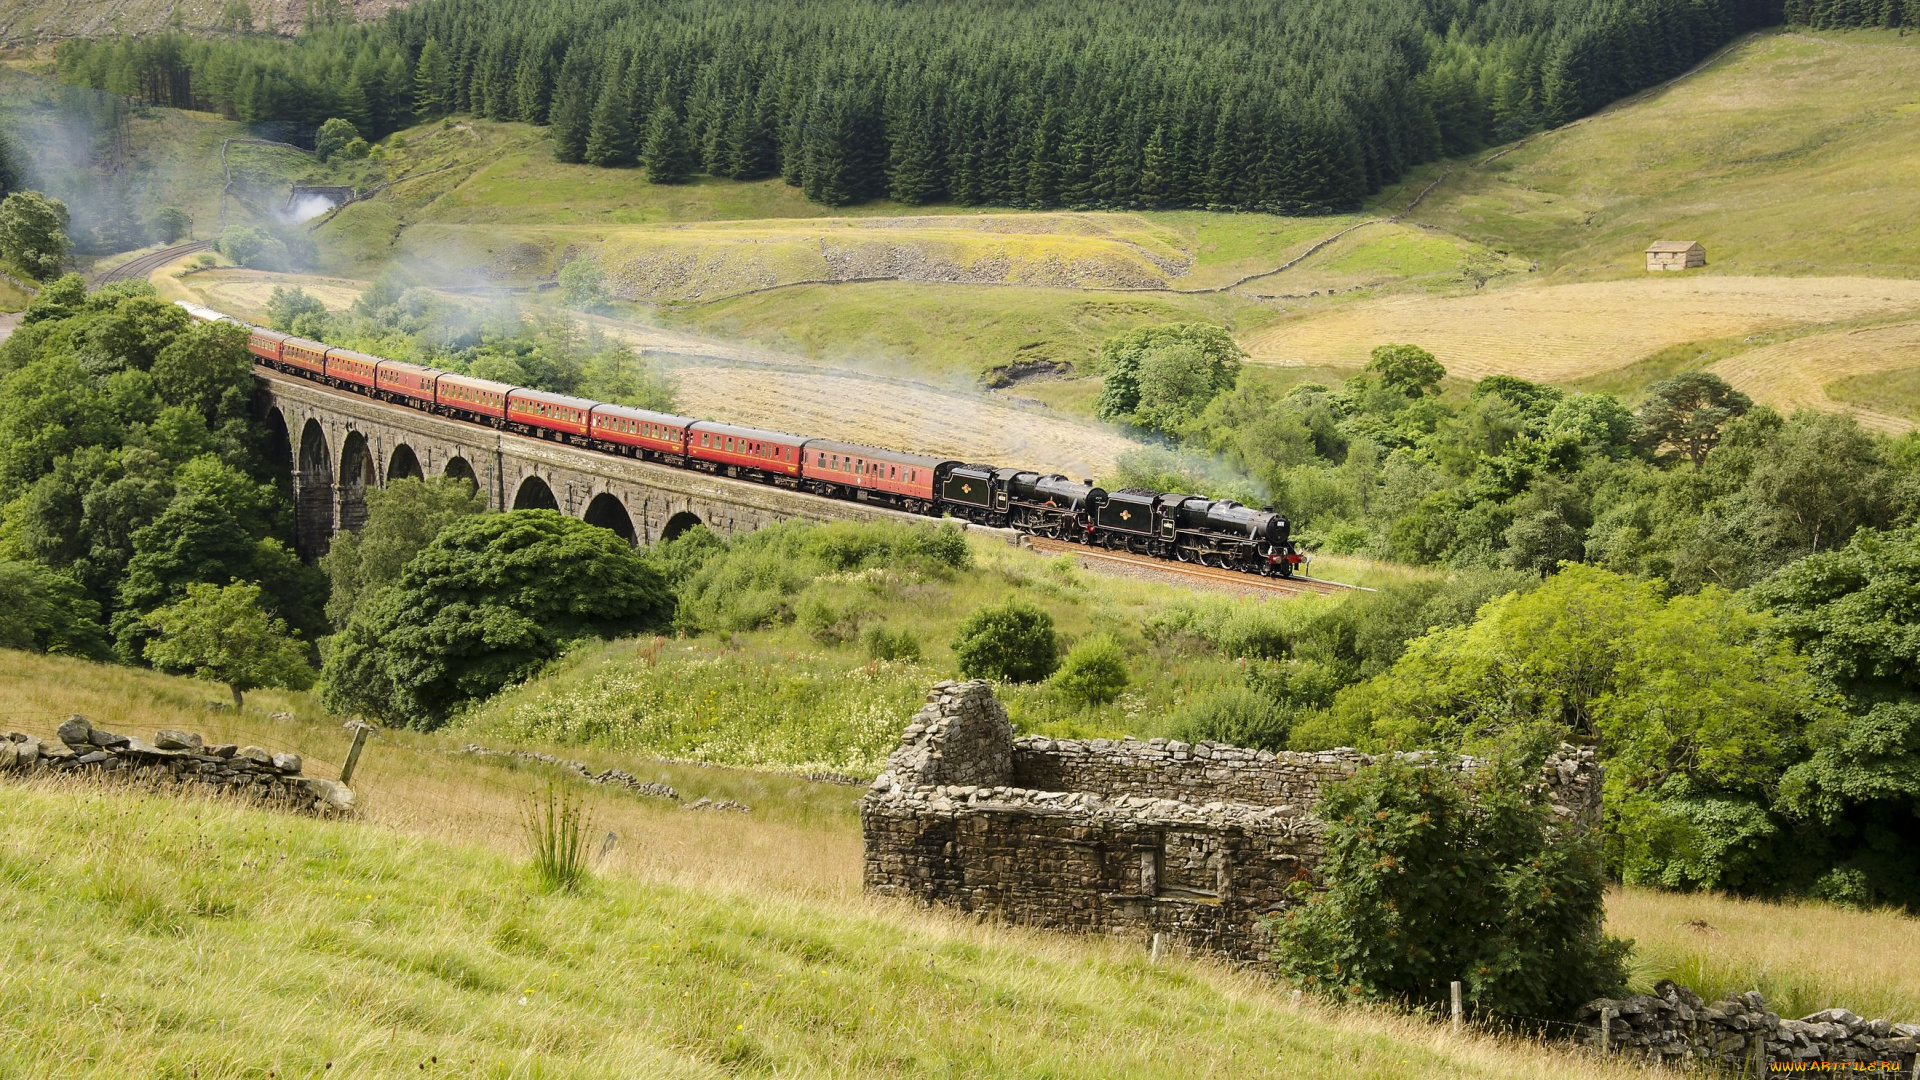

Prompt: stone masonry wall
[860,681,1600,964]
[1578,982,1918,1074]
[1011,737,1602,826]
[0,716,356,816]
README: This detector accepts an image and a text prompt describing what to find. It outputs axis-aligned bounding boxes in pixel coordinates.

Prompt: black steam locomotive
[939,465,1304,577]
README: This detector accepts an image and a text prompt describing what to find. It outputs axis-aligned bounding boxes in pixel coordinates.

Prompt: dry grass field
[1709,319,1920,432]
[1608,887,1920,1022]
[1244,275,1920,390]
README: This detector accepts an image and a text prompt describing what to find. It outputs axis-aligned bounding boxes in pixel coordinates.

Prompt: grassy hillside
[310,121,1474,385]
[1240,28,1920,427]
[0,650,1669,1079]
[1398,30,1920,281]
[2,645,1917,1080]
[461,531,1413,775]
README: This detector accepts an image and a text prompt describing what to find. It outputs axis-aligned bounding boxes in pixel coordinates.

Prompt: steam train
[179,302,1307,577]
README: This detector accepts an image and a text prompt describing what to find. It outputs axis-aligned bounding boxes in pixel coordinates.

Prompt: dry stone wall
[1579,982,1918,1073]
[860,681,1599,964]
[0,716,355,816]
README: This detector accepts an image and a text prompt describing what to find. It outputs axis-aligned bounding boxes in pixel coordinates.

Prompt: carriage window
[890,466,897,479]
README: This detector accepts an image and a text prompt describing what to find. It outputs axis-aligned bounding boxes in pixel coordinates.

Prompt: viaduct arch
[255,370,953,556]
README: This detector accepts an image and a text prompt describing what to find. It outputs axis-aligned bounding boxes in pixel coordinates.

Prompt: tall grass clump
[525,782,592,893]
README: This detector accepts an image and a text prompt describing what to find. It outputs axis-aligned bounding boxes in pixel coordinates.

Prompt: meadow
[2,640,1916,1080]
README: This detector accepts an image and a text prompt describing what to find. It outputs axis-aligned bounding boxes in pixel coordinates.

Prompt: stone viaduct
[256,370,931,557]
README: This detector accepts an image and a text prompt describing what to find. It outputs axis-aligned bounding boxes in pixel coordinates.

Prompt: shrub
[0,191,71,279]
[1051,634,1129,706]
[1271,754,1629,1018]
[314,117,360,162]
[1170,685,1290,750]
[216,225,288,271]
[952,599,1058,683]
[558,253,608,310]
[674,519,970,634]
[862,623,922,662]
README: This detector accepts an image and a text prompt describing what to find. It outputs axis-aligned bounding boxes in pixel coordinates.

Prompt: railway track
[91,241,214,285]
[1023,535,1361,596]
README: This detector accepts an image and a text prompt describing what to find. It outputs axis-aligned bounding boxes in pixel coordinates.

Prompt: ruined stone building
[861,681,1599,963]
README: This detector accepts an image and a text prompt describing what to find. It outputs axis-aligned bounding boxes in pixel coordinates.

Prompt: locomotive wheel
[1176,547,1195,563]
[1278,562,1296,579]
[1257,561,1275,577]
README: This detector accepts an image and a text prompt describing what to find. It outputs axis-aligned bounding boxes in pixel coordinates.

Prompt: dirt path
[0,312,20,346]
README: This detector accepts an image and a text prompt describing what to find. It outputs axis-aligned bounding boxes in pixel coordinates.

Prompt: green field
[5,642,1919,1075]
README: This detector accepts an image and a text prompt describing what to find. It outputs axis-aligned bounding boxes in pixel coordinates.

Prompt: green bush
[1272,754,1629,1018]
[862,623,922,662]
[952,599,1058,683]
[1171,686,1290,750]
[1051,634,1129,706]
[321,510,673,729]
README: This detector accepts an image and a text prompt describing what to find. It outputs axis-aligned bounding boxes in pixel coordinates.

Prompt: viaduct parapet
[255,369,941,557]
[861,681,1600,964]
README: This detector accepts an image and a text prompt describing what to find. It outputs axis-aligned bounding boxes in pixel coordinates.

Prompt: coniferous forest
[55,0,1781,212]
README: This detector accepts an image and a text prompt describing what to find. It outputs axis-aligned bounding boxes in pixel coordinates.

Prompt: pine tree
[641,92,694,183]
[1139,124,1171,208]
[885,101,942,204]
[548,58,591,163]
[584,74,636,167]
[339,71,372,132]
[413,37,449,119]
[515,46,554,125]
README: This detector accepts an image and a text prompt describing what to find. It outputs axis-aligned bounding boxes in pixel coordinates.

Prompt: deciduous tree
[143,580,313,709]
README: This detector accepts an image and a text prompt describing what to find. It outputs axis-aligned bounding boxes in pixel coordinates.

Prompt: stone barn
[861,681,1600,965]
[1645,240,1706,271]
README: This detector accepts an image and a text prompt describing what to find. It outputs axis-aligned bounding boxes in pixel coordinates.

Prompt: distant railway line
[1023,536,1358,597]
[92,241,212,285]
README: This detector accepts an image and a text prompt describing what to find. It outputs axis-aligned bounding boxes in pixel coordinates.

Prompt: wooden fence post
[339,721,371,785]
[1149,933,1163,965]
[1451,981,1463,1034]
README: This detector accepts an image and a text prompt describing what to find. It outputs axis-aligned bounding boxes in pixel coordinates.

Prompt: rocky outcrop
[1580,981,1918,1072]
[1,716,354,816]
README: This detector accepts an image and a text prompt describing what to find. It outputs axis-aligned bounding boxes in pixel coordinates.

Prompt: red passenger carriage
[589,403,694,459]
[800,439,952,510]
[507,388,596,440]
[247,327,287,365]
[375,361,440,406]
[686,421,805,478]
[323,347,380,389]
[434,373,513,421]
[280,337,327,376]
